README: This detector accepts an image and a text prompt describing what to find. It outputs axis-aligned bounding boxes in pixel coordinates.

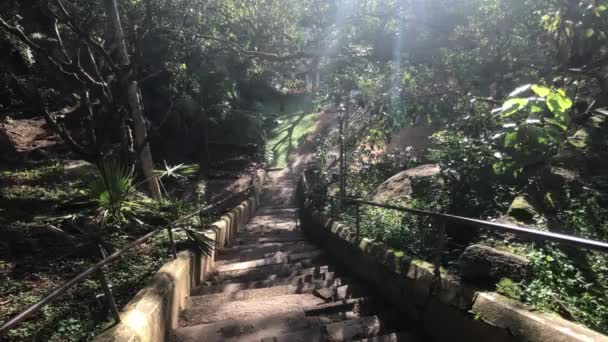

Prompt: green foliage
[266,105,319,168]
[88,161,136,225]
[496,278,523,300]
[524,247,608,334]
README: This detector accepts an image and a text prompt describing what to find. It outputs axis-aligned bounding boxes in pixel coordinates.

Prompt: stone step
[312,284,370,302]
[210,263,331,286]
[249,315,393,342]
[188,277,349,308]
[245,216,297,226]
[260,327,324,342]
[175,308,363,341]
[219,240,312,254]
[180,293,326,326]
[216,242,318,264]
[304,297,373,316]
[234,230,303,243]
[174,311,319,342]
[217,250,324,273]
[191,269,341,296]
[241,223,298,233]
[232,235,307,245]
[354,332,420,342]
[255,208,298,216]
[325,315,386,341]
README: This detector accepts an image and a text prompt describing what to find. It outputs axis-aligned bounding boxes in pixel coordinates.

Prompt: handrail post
[355,203,360,240]
[167,226,178,259]
[432,219,447,285]
[98,269,121,324]
[97,245,121,324]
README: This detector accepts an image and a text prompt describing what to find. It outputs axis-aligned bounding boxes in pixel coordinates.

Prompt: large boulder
[371,164,441,201]
[459,244,529,284]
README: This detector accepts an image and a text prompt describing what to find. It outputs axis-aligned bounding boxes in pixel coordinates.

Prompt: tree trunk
[104,0,162,201]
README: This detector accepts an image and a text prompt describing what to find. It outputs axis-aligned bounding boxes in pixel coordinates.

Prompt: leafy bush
[524,247,608,334]
[496,278,523,300]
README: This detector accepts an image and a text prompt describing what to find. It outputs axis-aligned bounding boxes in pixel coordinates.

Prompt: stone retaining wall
[299,207,608,342]
[95,170,266,342]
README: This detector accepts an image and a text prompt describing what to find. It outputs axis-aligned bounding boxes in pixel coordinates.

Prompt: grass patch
[266,110,319,168]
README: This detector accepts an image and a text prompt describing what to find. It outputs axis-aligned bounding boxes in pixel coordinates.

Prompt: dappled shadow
[270,112,307,167]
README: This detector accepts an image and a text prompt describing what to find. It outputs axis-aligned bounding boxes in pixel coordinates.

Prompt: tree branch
[196,35,313,61]
[39,96,94,159]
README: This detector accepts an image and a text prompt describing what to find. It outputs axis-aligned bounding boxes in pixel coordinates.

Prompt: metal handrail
[0,176,261,336]
[307,193,608,253]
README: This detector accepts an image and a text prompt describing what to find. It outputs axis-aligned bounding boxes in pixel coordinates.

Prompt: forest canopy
[1,0,608,339]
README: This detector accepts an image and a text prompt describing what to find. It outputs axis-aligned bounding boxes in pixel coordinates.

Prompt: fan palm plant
[88,160,136,224]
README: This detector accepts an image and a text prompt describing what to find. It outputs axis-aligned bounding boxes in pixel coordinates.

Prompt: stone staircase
[172,170,421,342]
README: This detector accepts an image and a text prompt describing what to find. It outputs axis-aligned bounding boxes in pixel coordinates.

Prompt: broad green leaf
[531,85,551,97]
[530,103,544,113]
[493,162,503,175]
[545,118,568,131]
[504,131,518,148]
[500,98,528,117]
[546,91,572,115]
[568,129,589,148]
[585,28,595,38]
[509,84,532,97]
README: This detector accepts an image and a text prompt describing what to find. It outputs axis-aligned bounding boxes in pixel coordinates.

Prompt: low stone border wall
[95,170,266,342]
[300,208,608,342]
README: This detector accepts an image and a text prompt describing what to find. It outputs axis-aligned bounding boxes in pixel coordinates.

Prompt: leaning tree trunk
[104,0,162,201]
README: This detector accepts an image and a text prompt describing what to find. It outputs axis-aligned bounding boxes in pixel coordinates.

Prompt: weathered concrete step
[256,314,392,342]
[219,240,311,254]
[244,217,297,226]
[217,242,318,264]
[233,235,307,245]
[211,262,331,285]
[176,308,363,341]
[260,327,323,342]
[180,294,326,326]
[312,284,370,302]
[354,332,420,342]
[191,268,341,296]
[305,297,375,316]
[255,208,298,215]
[235,230,303,242]
[217,250,323,273]
[241,223,298,233]
[189,277,350,308]
[174,311,319,342]
[325,315,387,341]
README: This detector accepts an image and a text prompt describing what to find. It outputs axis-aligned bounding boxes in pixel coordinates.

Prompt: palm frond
[183,228,215,257]
[88,160,134,223]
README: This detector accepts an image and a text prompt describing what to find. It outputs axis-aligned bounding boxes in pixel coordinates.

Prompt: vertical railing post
[432,219,447,282]
[355,203,360,240]
[167,226,178,259]
[98,269,121,324]
[97,245,121,324]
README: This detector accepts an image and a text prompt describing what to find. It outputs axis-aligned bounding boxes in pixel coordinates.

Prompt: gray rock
[371,164,441,201]
[507,195,538,224]
[459,244,529,283]
[63,159,96,178]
